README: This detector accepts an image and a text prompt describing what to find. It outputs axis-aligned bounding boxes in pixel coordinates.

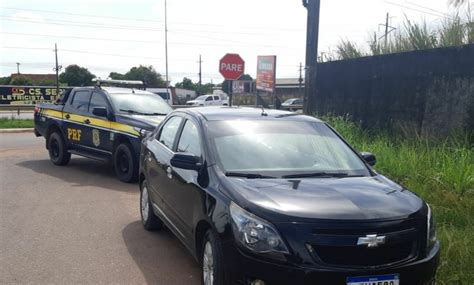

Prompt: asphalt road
[0,133,200,284]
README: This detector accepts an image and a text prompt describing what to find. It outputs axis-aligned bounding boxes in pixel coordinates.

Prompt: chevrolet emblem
[357,234,386,248]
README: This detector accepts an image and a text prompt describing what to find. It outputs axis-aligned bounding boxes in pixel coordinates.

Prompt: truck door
[62,89,92,151]
[85,91,113,153]
[213,95,220,105]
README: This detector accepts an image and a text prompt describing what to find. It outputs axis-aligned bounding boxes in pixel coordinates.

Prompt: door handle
[84,119,90,124]
[65,114,70,119]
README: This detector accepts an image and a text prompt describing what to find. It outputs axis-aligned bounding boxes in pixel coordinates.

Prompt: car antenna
[261,106,268,116]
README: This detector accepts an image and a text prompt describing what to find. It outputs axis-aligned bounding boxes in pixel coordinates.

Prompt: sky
[0,0,467,84]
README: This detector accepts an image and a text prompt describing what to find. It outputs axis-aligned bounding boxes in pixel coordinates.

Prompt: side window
[71,91,91,112]
[177,120,201,158]
[89,92,108,113]
[158,116,183,149]
[205,96,213,101]
[213,96,219,100]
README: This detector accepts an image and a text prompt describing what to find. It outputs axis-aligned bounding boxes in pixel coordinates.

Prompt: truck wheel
[201,230,225,285]
[48,132,71,166]
[140,179,163,231]
[113,143,138,183]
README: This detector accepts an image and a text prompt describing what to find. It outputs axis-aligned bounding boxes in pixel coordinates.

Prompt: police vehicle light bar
[93,78,145,89]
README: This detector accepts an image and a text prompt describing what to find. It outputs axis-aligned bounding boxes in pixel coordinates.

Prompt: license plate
[347,274,399,285]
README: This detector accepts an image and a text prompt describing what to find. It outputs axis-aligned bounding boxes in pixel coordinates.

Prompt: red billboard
[256,55,277,92]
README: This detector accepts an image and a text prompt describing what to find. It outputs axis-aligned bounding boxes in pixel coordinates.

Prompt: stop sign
[219,53,245,80]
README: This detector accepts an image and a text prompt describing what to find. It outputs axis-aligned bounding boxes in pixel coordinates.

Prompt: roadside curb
[0,128,34,133]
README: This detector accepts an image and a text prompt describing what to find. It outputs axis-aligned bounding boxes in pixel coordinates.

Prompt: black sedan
[138,107,439,285]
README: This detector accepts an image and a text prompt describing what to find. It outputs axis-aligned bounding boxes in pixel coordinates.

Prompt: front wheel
[201,230,224,285]
[48,132,71,165]
[113,143,138,183]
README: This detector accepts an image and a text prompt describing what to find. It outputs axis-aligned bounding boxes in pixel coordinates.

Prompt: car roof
[176,106,322,122]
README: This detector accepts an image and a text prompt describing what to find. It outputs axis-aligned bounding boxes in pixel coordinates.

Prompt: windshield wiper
[282,172,357,179]
[119,109,147,115]
[225,172,276,179]
[145,112,168,116]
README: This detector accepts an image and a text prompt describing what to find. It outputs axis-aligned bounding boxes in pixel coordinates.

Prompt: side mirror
[361,152,376,166]
[92,107,108,117]
[170,153,202,171]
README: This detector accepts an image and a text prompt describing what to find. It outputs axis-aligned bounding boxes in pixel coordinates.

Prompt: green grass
[324,116,474,284]
[0,118,34,129]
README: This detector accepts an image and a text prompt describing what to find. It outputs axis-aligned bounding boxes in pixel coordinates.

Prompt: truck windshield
[209,120,370,178]
[109,93,173,115]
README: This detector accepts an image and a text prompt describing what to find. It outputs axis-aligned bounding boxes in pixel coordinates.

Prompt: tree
[59,65,95,86]
[175,77,215,94]
[175,77,194,90]
[123,65,165,88]
[109,72,125,80]
[9,76,33,86]
[0,76,11,85]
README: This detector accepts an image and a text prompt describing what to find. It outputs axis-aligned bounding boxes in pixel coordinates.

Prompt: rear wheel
[140,180,163,231]
[113,143,138,183]
[47,132,71,165]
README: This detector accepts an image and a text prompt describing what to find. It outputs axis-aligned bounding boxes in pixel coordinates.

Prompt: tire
[47,132,71,166]
[113,143,138,183]
[140,179,163,231]
[201,230,225,285]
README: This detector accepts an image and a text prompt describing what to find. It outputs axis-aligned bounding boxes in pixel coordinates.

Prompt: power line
[405,2,454,18]
[0,46,164,60]
[0,16,162,31]
[3,32,299,49]
[3,32,163,44]
[0,6,304,32]
[2,16,302,37]
[0,6,163,23]
[384,1,456,20]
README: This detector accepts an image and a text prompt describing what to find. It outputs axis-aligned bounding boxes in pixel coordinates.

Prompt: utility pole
[384,12,389,47]
[198,54,202,87]
[164,0,170,103]
[16,62,20,74]
[298,62,303,95]
[53,44,62,97]
[379,13,395,48]
[302,0,321,115]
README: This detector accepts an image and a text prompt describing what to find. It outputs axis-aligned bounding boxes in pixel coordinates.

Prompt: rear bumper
[222,241,440,285]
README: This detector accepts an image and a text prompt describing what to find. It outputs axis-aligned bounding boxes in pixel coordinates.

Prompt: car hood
[186,100,201,104]
[223,175,423,221]
[115,114,166,131]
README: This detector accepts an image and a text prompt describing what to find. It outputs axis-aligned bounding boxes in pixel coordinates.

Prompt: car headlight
[427,204,437,250]
[230,202,289,254]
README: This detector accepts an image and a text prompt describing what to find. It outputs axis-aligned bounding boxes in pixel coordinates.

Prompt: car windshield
[283,99,295,104]
[109,93,173,115]
[208,120,370,178]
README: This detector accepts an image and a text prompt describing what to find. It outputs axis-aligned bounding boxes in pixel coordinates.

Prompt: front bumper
[222,241,440,285]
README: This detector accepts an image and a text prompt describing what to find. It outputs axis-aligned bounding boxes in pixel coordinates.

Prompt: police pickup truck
[34,83,172,182]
